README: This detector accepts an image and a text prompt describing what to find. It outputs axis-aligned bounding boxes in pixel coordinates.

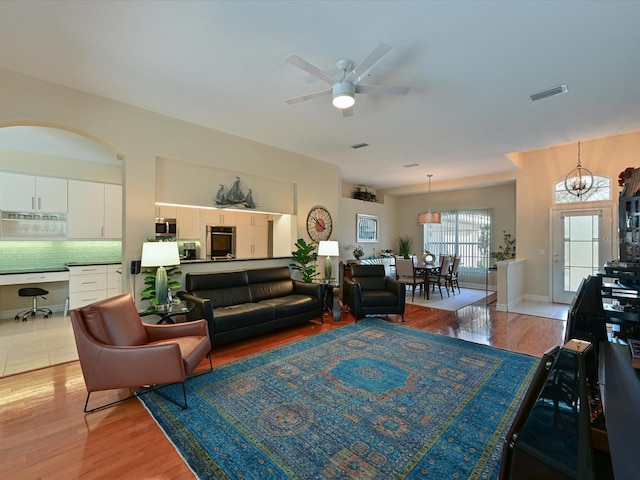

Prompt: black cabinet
[619,195,640,262]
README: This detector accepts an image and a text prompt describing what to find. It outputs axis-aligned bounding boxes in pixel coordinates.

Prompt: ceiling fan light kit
[285,43,410,115]
[332,82,356,109]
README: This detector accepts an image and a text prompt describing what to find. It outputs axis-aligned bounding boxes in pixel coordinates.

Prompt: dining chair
[428,256,451,299]
[446,255,461,294]
[395,258,426,301]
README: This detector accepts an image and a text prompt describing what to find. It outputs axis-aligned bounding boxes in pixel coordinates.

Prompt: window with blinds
[423,208,492,283]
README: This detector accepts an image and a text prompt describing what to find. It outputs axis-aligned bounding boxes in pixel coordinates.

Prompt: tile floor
[509,300,569,320]
[0,313,78,377]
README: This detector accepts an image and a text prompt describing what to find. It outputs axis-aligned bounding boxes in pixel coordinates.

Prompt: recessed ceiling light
[351,143,369,149]
[529,84,568,102]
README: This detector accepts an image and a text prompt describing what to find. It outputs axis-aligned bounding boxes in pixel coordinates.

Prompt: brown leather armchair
[70,294,212,412]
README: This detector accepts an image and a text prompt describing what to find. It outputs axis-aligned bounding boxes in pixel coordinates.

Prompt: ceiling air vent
[351,143,369,149]
[529,84,568,102]
[403,163,419,168]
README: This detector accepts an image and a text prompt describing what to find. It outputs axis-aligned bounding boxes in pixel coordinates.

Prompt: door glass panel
[563,215,600,292]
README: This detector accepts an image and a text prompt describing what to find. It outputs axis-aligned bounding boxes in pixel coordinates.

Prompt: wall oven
[155,218,177,239]
[207,225,236,259]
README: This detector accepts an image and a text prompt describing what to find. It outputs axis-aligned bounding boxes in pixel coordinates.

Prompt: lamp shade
[318,240,339,257]
[141,242,180,267]
[418,212,442,224]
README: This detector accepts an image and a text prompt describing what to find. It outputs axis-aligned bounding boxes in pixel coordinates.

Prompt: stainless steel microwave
[155,218,177,239]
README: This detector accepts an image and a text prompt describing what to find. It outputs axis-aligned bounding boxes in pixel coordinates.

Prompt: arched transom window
[554,175,611,204]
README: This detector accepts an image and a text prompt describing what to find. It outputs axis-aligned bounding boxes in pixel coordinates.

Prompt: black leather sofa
[343,264,406,322]
[180,266,323,346]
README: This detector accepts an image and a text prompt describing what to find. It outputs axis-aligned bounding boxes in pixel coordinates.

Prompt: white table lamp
[318,240,339,282]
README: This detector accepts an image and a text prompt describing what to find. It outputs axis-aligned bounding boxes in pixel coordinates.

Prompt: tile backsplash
[0,241,122,270]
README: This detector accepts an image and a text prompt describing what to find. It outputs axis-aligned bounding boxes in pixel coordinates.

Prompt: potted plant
[353,244,364,260]
[351,185,377,202]
[290,238,319,283]
[491,230,516,262]
[397,236,413,259]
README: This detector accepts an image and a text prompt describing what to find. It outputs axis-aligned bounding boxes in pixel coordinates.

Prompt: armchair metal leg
[83,355,214,413]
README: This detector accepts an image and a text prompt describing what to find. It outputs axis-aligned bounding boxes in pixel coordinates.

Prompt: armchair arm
[293,280,323,300]
[343,277,363,318]
[385,277,406,309]
[179,292,215,335]
[144,319,209,342]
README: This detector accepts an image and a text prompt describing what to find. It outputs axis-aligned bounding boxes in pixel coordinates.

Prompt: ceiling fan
[285,43,410,117]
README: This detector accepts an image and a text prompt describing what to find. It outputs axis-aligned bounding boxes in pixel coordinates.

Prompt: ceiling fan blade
[342,107,354,118]
[285,54,337,86]
[355,84,411,95]
[345,43,393,85]
[285,89,331,105]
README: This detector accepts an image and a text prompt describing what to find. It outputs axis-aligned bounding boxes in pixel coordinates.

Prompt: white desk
[0,270,70,286]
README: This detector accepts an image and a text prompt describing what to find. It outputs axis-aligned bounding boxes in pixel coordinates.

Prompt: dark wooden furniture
[619,195,640,262]
[501,340,599,480]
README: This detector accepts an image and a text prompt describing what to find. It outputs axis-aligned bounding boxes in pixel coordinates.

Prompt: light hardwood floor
[0,294,567,479]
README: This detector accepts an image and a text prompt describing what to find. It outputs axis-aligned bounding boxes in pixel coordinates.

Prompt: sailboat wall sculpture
[214,176,258,209]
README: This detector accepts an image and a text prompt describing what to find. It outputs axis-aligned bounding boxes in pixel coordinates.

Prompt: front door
[551,204,615,304]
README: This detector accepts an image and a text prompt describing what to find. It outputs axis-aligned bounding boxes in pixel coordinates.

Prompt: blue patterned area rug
[139,320,537,479]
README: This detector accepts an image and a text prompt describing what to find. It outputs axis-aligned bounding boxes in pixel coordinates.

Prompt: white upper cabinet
[68,180,122,239]
[0,173,67,213]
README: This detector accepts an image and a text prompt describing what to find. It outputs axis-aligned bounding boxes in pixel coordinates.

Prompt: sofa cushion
[213,303,274,332]
[259,294,319,318]
[187,270,249,291]
[83,294,148,346]
[198,286,253,308]
[250,279,295,301]
[360,290,399,308]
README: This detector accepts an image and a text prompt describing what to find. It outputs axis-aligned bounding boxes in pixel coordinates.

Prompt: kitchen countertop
[181,256,290,264]
[0,261,122,276]
[0,266,70,275]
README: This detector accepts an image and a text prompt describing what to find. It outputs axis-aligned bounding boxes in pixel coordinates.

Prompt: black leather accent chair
[343,264,405,322]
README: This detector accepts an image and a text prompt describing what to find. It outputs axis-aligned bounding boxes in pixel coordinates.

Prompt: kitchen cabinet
[68,264,121,309]
[236,223,268,259]
[67,180,122,239]
[155,205,200,239]
[107,264,122,298]
[201,209,236,226]
[0,172,67,213]
[68,265,109,309]
[236,211,268,227]
[176,207,200,239]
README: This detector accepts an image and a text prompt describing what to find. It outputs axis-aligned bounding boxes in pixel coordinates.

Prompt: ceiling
[0,1,639,190]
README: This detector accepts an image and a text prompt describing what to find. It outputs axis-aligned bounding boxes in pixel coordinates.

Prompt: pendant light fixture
[418,174,441,224]
[564,141,594,199]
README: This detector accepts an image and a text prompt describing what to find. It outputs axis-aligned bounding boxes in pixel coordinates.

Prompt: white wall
[0,68,340,295]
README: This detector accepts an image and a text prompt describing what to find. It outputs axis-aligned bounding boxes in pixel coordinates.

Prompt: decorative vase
[155,266,169,305]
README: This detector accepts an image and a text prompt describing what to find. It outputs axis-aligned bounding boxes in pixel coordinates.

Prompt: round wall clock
[306,205,333,242]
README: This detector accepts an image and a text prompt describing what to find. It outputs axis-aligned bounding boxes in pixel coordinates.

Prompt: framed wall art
[356,214,379,243]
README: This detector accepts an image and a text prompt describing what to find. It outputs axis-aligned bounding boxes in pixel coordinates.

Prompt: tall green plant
[397,236,413,259]
[290,238,319,283]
